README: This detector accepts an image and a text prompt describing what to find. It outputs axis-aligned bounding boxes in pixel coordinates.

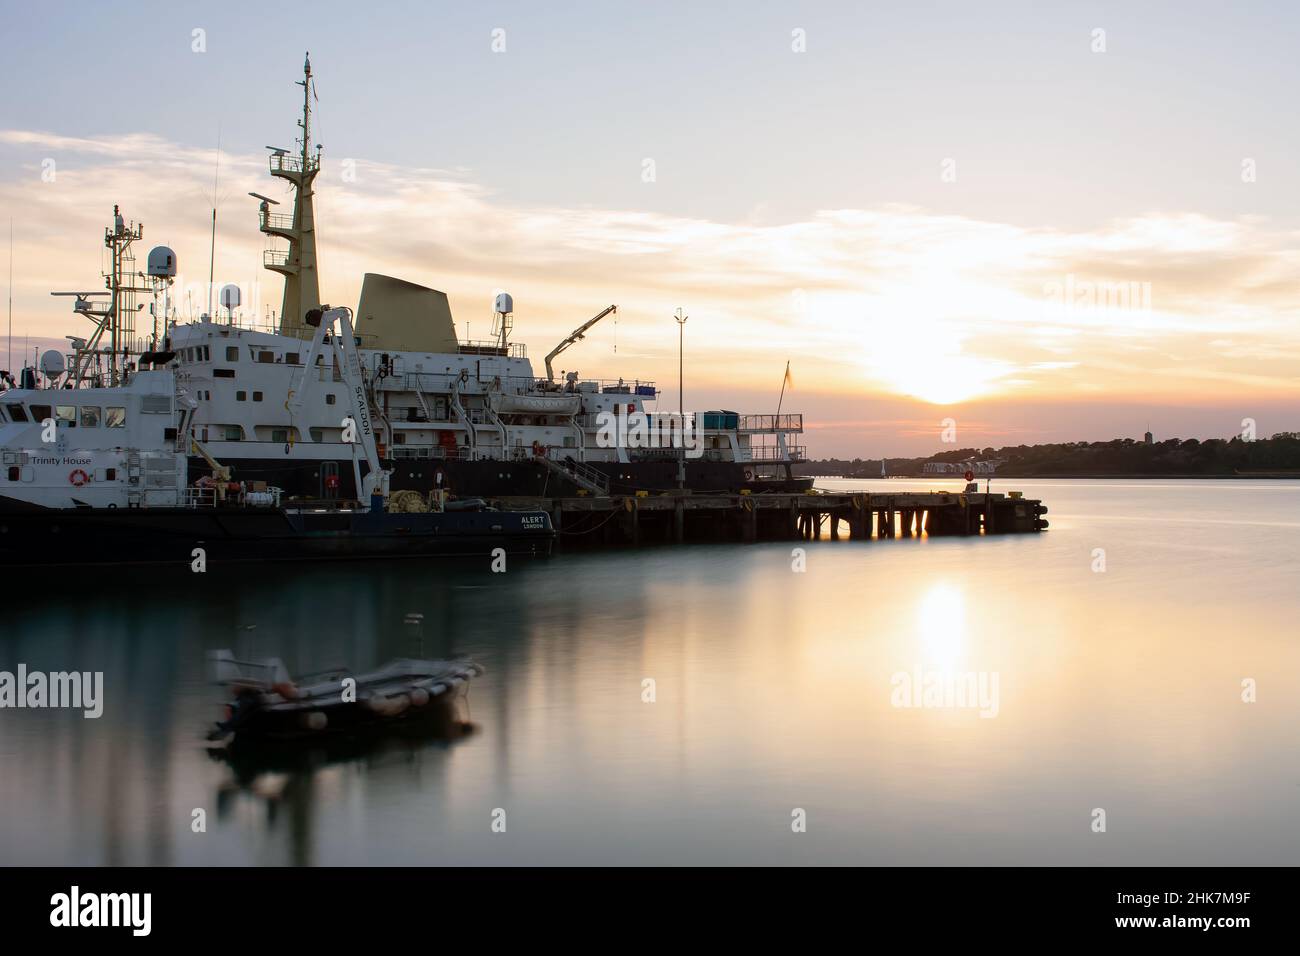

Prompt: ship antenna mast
[299,52,312,169]
[207,128,221,320]
[7,217,12,374]
[257,53,323,339]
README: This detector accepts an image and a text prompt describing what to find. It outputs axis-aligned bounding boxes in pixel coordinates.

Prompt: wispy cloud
[2,128,1296,454]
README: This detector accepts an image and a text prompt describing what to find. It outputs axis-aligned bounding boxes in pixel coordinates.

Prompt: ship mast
[52,207,146,388]
[257,52,322,339]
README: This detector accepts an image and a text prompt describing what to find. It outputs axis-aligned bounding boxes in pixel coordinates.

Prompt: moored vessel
[0,55,814,567]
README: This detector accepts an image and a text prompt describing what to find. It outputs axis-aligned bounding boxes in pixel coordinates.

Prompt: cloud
[1,128,1296,454]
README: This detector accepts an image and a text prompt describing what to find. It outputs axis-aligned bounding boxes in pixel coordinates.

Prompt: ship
[0,56,810,542]
[179,55,809,500]
[0,302,555,566]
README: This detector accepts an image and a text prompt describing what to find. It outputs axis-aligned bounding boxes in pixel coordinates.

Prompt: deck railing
[747,445,807,462]
[738,413,803,433]
[269,153,319,175]
[259,211,296,232]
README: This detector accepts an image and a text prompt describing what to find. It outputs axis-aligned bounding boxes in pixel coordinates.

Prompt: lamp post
[674,307,688,490]
[674,307,687,414]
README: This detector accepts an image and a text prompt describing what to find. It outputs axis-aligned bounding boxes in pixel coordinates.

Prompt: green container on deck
[701,411,740,430]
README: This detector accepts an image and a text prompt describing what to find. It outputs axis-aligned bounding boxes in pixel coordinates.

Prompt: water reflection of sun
[916,584,967,669]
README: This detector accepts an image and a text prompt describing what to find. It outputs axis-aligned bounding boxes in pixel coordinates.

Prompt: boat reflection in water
[210,700,477,864]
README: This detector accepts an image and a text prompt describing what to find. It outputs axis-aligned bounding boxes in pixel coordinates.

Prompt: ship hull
[0,496,553,566]
[185,454,813,499]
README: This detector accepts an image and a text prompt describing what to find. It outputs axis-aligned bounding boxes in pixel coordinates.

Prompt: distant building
[922,459,1004,476]
[1144,431,1153,445]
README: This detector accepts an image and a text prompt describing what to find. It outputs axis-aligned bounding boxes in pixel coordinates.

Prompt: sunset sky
[2,1,1297,455]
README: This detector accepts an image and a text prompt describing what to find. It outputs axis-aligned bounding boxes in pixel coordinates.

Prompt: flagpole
[776,360,789,419]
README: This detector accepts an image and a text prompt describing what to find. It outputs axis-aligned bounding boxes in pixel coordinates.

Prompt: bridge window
[253,391,263,402]
[55,405,77,427]
[271,429,289,443]
[285,352,300,365]
[31,404,51,422]
[257,350,274,363]
[309,428,324,442]
[226,346,239,361]
[4,404,26,422]
[80,406,101,428]
[105,406,126,428]
[224,425,242,441]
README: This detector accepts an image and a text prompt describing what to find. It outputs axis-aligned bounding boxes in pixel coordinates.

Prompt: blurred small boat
[205,649,482,746]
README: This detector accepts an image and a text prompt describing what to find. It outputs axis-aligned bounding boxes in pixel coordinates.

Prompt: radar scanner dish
[40,350,66,379]
[220,284,241,310]
[147,246,177,278]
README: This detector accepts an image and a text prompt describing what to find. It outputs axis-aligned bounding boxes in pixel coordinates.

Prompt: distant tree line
[796,433,1300,477]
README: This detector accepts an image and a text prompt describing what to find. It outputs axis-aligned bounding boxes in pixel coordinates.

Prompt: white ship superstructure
[0,369,188,509]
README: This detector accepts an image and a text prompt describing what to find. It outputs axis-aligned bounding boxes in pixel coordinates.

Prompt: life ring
[743,469,754,482]
[68,469,89,487]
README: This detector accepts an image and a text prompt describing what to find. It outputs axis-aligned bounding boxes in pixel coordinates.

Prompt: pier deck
[490,490,1049,548]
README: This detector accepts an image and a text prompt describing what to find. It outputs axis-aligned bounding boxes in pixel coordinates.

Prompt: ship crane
[544,304,617,383]
[286,305,391,503]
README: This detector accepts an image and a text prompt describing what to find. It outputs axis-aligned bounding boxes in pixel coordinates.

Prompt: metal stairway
[535,453,610,496]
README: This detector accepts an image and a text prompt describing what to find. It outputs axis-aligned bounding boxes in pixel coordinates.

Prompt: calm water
[1,479,1297,865]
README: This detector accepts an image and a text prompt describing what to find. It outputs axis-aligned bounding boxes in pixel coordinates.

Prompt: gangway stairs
[535,453,610,497]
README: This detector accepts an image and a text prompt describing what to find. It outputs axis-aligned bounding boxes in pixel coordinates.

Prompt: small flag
[783,362,794,390]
